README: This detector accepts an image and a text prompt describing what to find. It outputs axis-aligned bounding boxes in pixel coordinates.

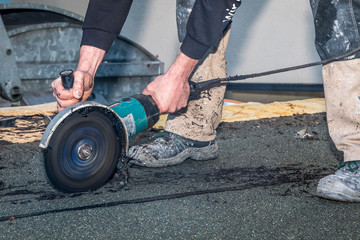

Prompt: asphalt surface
[1,112,360,239]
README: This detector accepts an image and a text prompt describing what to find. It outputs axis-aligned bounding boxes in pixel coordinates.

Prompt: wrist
[166,51,199,82]
[76,45,106,77]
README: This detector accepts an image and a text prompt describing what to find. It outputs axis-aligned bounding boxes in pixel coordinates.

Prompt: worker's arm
[81,0,133,52]
[51,0,133,111]
[52,0,241,113]
[143,0,242,113]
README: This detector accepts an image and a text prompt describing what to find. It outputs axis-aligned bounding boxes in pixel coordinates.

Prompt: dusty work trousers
[311,0,360,161]
[323,59,360,161]
[165,30,231,142]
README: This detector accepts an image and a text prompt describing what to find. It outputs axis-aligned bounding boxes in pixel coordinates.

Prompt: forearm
[76,45,106,77]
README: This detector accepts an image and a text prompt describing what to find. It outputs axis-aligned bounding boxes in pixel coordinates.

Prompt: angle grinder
[39,70,160,192]
[39,45,360,193]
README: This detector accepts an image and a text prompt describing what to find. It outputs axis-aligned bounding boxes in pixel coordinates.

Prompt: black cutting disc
[44,108,122,192]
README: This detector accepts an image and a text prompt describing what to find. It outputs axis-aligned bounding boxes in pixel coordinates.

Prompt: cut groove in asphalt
[0,164,332,222]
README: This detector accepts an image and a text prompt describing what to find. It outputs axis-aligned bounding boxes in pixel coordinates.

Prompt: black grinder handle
[60,69,74,90]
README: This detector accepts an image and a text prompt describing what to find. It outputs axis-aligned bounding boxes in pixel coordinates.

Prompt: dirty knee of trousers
[165,29,231,142]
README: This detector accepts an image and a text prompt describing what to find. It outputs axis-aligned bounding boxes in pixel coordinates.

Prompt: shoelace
[151,130,170,139]
[338,161,360,172]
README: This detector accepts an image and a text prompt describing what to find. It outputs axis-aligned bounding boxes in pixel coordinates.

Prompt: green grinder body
[109,94,160,138]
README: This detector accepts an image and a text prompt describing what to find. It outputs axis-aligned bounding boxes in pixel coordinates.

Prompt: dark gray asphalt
[1,113,359,239]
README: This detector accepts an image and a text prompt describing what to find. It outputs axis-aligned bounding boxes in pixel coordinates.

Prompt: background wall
[124,0,323,85]
[10,0,323,85]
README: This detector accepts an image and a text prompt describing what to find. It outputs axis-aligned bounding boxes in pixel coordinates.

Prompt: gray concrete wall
[123,0,322,85]
[10,0,322,85]
[227,0,322,84]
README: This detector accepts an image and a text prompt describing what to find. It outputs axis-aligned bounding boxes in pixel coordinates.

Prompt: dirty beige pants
[323,58,360,161]
[165,30,231,142]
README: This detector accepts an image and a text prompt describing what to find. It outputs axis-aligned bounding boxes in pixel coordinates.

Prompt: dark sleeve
[81,0,133,52]
[181,0,242,59]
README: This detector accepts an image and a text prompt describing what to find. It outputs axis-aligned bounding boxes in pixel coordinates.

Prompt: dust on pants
[165,29,231,142]
[323,59,360,161]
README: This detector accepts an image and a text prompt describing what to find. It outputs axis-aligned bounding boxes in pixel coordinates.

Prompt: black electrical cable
[190,46,360,94]
[224,46,360,83]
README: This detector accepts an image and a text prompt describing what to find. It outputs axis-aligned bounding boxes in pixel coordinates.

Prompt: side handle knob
[60,69,74,90]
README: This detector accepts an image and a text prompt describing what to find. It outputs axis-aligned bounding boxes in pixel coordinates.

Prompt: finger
[52,78,64,96]
[52,92,72,106]
[83,75,94,90]
[182,95,189,108]
[169,106,177,113]
[51,77,61,89]
[177,103,186,111]
[76,71,93,90]
[176,100,184,111]
[156,101,167,114]
[52,91,58,101]
[52,78,74,100]
[57,104,64,112]
[54,89,74,100]
[142,89,162,110]
[141,87,152,96]
[54,93,70,112]
[73,71,88,99]
[57,98,80,110]
[52,91,63,104]
[72,78,84,100]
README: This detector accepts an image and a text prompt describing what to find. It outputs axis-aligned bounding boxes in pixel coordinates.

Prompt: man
[311,0,360,202]
[53,0,360,203]
[52,0,241,167]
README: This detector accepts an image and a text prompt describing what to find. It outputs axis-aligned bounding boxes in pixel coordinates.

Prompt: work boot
[317,161,360,202]
[128,132,218,167]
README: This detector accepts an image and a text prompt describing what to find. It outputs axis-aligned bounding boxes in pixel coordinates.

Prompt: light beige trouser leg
[164,30,231,142]
[323,58,360,161]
